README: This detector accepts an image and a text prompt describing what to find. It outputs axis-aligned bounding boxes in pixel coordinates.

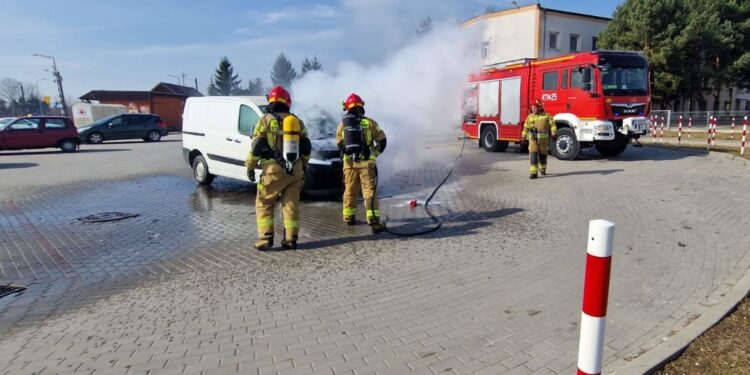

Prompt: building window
[542,71,558,90]
[570,34,580,51]
[592,37,599,51]
[549,32,559,49]
[481,41,490,59]
[745,101,750,111]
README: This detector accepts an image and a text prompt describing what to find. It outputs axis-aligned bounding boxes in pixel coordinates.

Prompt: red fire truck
[462,51,651,160]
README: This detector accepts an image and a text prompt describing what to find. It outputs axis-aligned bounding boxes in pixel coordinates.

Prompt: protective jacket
[522,112,556,154]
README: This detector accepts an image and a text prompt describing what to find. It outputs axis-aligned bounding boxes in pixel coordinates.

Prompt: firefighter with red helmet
[245,86,312,250]
[521,99,556,179]
[336,93,387,233]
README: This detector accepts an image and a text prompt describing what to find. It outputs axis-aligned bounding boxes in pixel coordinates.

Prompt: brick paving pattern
[1,141,749,374]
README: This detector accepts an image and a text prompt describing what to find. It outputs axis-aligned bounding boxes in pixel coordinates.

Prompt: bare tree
[0,78,22,103]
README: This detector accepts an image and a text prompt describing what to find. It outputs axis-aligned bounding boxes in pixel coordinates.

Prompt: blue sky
[1,0,622,100]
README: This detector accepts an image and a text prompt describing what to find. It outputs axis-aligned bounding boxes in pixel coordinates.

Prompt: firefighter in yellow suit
[522,99,557,179]
[336,93,387,233]
[245,86,311,250]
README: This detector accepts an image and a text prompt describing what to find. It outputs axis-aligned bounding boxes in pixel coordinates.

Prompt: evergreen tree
[300,56,323,76]
[599,0,750,109]
[246,78,265,96]
[270,53,298,88]
[208,57,242,96]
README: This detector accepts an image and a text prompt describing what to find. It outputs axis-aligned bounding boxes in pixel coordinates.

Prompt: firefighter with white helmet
[336,93,387,233]
[245,86,312,250]
[522,99,556,179]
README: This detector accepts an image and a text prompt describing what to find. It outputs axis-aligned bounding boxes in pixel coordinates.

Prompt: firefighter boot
[344,215,356,225]
[529,152,539,179]
[254,237,274,251]
[280,239,297,250]
[370,219,386,234]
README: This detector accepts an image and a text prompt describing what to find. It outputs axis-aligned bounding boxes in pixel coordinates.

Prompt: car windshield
[91,114,120,125]
[297,106,337,140]
[601,66,648,96]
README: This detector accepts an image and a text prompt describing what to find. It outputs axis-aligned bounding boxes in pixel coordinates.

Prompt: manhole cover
[0,284,26,299]
[78,212,139,223]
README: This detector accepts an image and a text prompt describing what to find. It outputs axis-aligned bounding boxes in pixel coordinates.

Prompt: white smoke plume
[292,20,480,182]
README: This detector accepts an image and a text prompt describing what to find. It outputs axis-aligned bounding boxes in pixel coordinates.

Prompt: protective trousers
[342,159,380,223]
[529,139,549,175]
[256,161,304,245]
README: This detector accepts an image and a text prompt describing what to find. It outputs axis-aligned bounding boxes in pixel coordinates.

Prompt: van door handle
[234,139,241,143]
[225,137,233,141]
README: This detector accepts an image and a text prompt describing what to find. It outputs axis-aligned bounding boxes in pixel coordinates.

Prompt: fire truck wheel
[553,127,579,160]
[481,126,505,152]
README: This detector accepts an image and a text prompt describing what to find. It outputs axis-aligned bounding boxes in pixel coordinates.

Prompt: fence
[650,110,750,130]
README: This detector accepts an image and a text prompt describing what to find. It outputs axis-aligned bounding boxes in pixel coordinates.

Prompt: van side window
[542,71,558,90]
[239,105,259,136]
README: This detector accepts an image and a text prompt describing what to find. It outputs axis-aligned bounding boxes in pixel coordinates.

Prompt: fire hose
[382,135,467,236]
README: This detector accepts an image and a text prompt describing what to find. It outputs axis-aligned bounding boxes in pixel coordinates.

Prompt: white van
[182,96,343,190]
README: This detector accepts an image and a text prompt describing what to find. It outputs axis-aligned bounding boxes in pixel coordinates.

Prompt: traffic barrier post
[577,220,615,375]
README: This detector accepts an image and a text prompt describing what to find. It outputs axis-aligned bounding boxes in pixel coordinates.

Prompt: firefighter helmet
[267,86,292,106]
[531,99,543,108]
[343,93,365,110]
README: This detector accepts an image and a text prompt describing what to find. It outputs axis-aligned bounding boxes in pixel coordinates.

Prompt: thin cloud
[257,4,340,25]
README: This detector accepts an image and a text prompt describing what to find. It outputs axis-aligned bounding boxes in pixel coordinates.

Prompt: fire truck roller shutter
[500,77,521,125]
[478,81,499,116]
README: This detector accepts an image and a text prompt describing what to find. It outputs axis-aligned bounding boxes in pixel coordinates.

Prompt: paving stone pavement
[1,140,750,374]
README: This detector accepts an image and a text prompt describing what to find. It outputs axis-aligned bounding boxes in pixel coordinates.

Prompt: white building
[463,4,610,66]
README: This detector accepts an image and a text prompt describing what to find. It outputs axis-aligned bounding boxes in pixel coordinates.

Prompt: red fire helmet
[343,93,365,110]
[267,86,291,106]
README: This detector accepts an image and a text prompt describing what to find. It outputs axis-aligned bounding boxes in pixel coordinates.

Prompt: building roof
[151,82,203,97]
[463,4,611,26]
[80,83,204,101]
[79,90,152,101]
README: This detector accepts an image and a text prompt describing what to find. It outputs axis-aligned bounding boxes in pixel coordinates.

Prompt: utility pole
[32,54,68,117]
[181,73,187,86]
[194,78,198,90]
[18,82,27,115]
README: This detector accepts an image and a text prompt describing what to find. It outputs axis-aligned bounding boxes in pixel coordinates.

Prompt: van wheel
[60,139,77,153]
[481,126,504,152]
[146,130,161,142]
[192,155,214,185]
[553,128,579,160]
[87,132,104,144]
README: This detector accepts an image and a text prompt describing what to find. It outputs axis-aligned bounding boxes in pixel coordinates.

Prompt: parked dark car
[78,113,168,144]
[0,116,80,152]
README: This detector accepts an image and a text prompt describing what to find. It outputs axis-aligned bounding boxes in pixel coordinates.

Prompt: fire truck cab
[462,51,650,160]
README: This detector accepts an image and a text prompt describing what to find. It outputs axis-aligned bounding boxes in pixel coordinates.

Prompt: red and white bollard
[659,116,664,143]
[742,116,747,156]
[707,116,713,149]
[731,117,735,139]
[712,117,717,146]
[651,116,656,143]
[688,117,692,138]
[678,115,683,146]
[577,220,615,375]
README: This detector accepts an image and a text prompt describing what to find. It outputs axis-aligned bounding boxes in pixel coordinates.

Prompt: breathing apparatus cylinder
[342,114,365,160]
[282,115,301,174]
